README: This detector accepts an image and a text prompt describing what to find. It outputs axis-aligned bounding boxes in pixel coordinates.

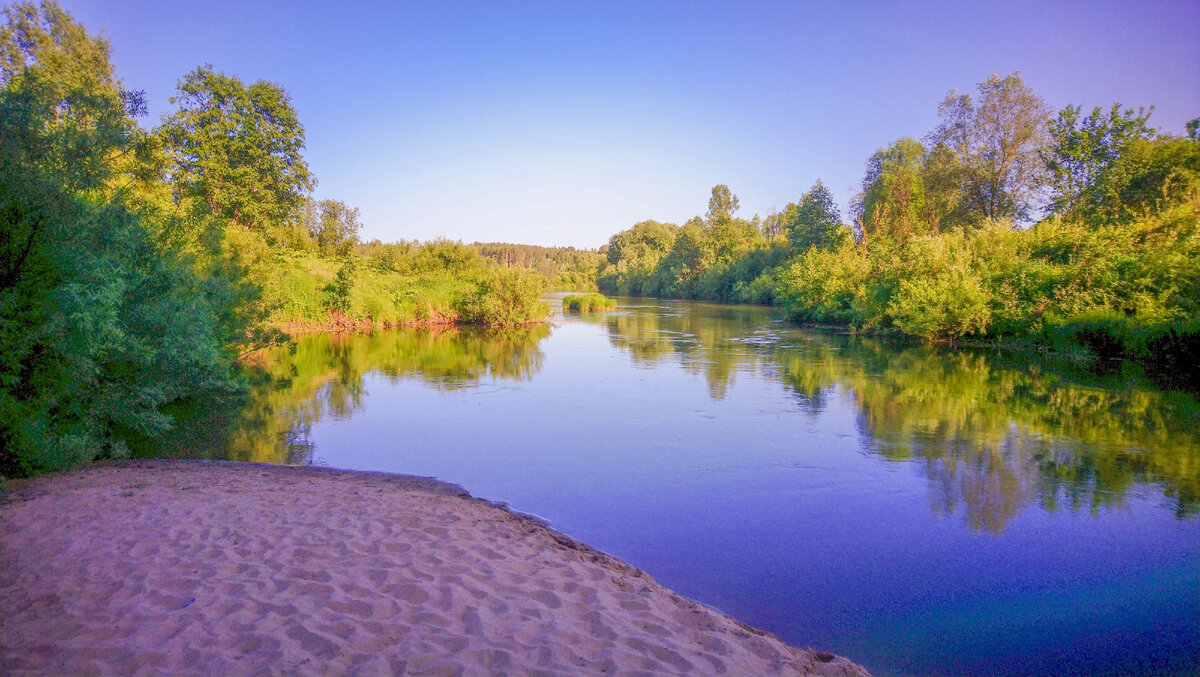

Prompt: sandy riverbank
[1,460,868,676]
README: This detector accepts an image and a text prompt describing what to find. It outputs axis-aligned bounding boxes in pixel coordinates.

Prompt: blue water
[201,296,1200,675]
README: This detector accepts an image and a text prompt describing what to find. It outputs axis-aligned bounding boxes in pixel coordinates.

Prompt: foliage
[857,138,931,238]
[1,3,557,475]
[473,241,604,290]
[309,198,361,256]
[1082,134,1200,224]
[597,220,679,295]
[1043,103,1155,217]
[928,72,1050,223]
[706,184,740,222]
[775,245,871,325]
[563,293,616,312]
[592,73,1196,385]
[455,266,549,326]
[159,65,314,241]
[786,180,850,251]
[325,257,357,314]
[886,234,991,339]
[1,2,238,474]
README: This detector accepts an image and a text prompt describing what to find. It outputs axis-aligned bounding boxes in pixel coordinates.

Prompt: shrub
[563,293,617,312]
[456,267,549,326]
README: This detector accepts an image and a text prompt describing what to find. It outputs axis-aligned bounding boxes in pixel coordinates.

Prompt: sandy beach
[1,460,868,676]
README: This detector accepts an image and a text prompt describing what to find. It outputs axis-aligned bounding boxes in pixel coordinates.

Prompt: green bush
[455,267,549,326]
[563,293,617,312]
[775,245,871,325]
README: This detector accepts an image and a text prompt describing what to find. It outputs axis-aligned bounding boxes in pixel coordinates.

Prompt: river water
[162,295,1200,675]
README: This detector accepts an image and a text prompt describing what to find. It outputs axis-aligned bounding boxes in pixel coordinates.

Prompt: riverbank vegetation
[563,293,617,312]
[0,3,547,475]
[598,74,1199,389]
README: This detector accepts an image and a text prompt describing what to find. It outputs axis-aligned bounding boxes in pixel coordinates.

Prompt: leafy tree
[606,220,678,266]
[1084,133,1200,223]
[929,72,1050,223]
[1,2,237,474]
[919,142,965,231]
[0,0,140,192]
[326,257,357,314]
[1043,103,1155,216]
[160,65,314,238]
[858,138,928,238]
[599,220,678,295]
[411,238,480,274]
[310,198,361,256]
[654,217,714,297]
[786,180,848,251]
[706,184,740,222]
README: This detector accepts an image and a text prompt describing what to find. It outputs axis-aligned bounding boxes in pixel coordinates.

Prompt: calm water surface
[166,296,1200,676]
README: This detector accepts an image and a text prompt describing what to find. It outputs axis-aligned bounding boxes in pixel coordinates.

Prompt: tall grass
[563,293,617,312]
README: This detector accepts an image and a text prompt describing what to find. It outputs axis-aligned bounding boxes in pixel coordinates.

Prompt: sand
[1,460,869,676]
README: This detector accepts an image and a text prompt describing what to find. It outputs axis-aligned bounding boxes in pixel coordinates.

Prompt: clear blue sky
[65,0,1200,248]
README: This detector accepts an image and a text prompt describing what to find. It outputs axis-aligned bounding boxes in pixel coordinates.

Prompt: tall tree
[859,138,928,238]
[160,66,314,238]
[706,184,740,223]
[787,180,847,251]
[1042,103,1155,216]
[929,72,1050,223]
[310,198,362,256]
[1,2,236,474]
[0,0,139,193]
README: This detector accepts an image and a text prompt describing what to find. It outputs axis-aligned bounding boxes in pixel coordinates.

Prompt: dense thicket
[0,2,548,475]
[0,2,240,474]
[599,73,1199,388]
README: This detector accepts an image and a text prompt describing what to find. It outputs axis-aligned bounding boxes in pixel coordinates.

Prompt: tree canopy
[160,65,314,239]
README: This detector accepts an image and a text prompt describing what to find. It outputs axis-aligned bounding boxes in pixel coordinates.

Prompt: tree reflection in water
[151,301,1197,534]
[598,301,1199,531]
[149,325,549,466]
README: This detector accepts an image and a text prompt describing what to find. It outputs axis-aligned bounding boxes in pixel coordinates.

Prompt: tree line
[598,73,1199,389]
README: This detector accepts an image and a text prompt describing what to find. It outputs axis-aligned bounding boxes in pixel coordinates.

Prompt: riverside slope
[1,460,869,676]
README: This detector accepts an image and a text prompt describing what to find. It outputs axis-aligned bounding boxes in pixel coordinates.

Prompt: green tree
[654,217,714,297]
[706,184,740,222]
[326,257,357,314]
[599,220,678,295]
[858,138,928,238]
[1085,133,1200,223]
[1043,103,1155,216]
[787,180,848,251]
[930,72,1050,222]
[310,198,362,256]
[160,65,314,239]
[0,0,139,193]
[1,2,238,474]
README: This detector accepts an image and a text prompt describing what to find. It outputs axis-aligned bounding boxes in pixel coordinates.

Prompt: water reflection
[597,300,1200,530]
[154,325,549,465]
[159,300,1198,534]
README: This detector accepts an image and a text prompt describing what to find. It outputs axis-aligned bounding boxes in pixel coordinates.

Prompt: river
[158,295,1200,676]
